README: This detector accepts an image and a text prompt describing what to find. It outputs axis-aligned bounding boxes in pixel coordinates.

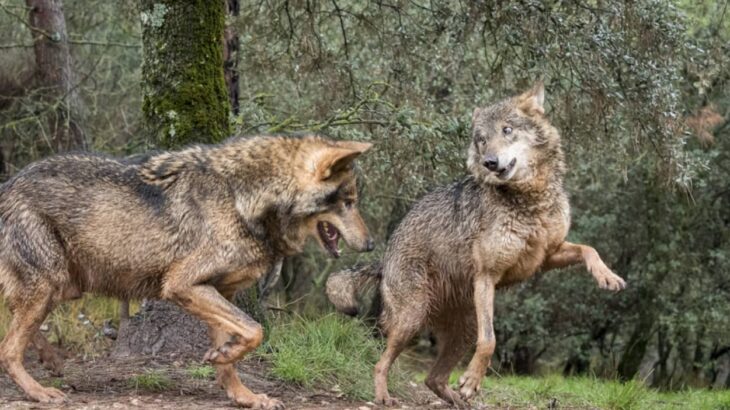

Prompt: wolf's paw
[439,387,467,407]
[425,378,466,407]
[591,263,626,291]
[231,392,284,409]
[204,342,248,365]
[375,395,400,407]
[457,371,481,401]
[27,386,66,403]
[585,250,626,292]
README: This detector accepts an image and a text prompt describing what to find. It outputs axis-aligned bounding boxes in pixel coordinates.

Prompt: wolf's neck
[489,165,566,213]
[203,140,302,254]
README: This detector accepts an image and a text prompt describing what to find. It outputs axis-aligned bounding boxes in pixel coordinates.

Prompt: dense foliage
[0,0,727,389]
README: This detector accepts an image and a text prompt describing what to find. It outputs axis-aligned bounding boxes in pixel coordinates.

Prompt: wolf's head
[286,137,374,258]
[468,83,564,188]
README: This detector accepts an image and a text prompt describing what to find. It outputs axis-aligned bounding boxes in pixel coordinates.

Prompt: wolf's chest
[490,212,568,286]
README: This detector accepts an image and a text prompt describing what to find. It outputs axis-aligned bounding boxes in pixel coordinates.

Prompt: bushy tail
[325,262,382,317]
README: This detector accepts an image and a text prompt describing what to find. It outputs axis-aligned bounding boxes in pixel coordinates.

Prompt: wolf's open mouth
[497,158,518,180]
[317,221,341,258]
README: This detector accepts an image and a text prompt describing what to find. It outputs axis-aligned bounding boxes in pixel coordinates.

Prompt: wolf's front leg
[542,241,626,291]
[209,327,284,410]
[162,284,282,409]
[458,275,496,400]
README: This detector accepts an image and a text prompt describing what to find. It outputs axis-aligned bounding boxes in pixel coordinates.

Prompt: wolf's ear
[313,141,372,180]
[518,81,545,116]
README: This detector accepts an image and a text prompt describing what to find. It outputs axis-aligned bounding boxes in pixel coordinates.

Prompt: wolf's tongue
[326,223,338,239]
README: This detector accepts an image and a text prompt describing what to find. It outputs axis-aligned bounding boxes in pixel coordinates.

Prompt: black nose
[483,155,499,171]
[365,238,375,252]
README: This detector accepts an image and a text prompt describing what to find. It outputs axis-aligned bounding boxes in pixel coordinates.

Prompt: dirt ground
[0,352,466,410]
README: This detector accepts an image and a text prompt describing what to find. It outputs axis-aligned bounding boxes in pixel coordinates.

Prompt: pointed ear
[313,141,372,180]
[517,81,545,115]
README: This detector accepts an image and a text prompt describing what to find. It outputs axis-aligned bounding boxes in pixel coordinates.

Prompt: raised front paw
[457,370,482,401]
[204,341,248,365]
[590,262,626,291]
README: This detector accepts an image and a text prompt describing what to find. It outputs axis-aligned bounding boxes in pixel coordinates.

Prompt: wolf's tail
[325,262,382,317]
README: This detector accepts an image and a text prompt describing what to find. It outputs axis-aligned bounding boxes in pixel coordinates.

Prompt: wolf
[326,83,626,406]
[0,134,374,409]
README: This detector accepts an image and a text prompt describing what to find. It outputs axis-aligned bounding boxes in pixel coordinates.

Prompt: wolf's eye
[503,127,513,135]
[344,200,355,209]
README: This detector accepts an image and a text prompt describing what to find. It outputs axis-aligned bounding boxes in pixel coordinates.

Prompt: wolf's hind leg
[426,314,474,406]
[0,285,65,403]
[31,331,64,376]
[459,275,496,401]
[374,287,429,406]
[374,329,411,407]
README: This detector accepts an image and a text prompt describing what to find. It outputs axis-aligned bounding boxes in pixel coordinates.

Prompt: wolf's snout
[484,155,517,178]
[365,238,376,252]
[483,155,499,171]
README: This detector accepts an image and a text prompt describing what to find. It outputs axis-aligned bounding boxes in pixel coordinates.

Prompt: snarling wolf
[326,84,626,406]
[0,134,374,408]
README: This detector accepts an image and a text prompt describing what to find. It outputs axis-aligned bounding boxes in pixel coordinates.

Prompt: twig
[0,43,34,49]
[68,39,140,48]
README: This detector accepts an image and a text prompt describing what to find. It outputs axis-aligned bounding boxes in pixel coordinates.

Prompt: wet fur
[326,84,626,406]
[0,134,373,408]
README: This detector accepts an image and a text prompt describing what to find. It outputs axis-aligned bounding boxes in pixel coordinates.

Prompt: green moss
[140,0,231,148]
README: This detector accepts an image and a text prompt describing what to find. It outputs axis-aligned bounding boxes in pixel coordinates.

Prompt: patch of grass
[46,378,64,389]
[187,364,216,380]
[258,313,408,401]
[127,370,173,391]
[465,373,729,410]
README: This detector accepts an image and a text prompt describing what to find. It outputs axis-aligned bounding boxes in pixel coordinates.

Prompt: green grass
[258,313,408,401]
[46,378,64,389]
[431,371,730,410]
[187,364,216,380]
[127,370,173,391]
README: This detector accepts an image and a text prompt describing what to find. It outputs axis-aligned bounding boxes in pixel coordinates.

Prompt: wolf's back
[325,262,382,316]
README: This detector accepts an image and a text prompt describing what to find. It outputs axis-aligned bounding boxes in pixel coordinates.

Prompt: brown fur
[0,134,374,408]
[326,84,626,406]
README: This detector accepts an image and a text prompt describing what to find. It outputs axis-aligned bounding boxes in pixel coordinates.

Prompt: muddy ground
[0,352,479,410]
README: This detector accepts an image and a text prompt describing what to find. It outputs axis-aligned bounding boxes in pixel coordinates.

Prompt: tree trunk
[139,0,231,147]
[617,307,655,380]
[114,0,237,359]
[223,0,240,115]
[26,0,86,151]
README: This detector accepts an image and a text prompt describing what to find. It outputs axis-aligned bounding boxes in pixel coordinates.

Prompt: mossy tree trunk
[139,0,231,147]
[115,0,239,358]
